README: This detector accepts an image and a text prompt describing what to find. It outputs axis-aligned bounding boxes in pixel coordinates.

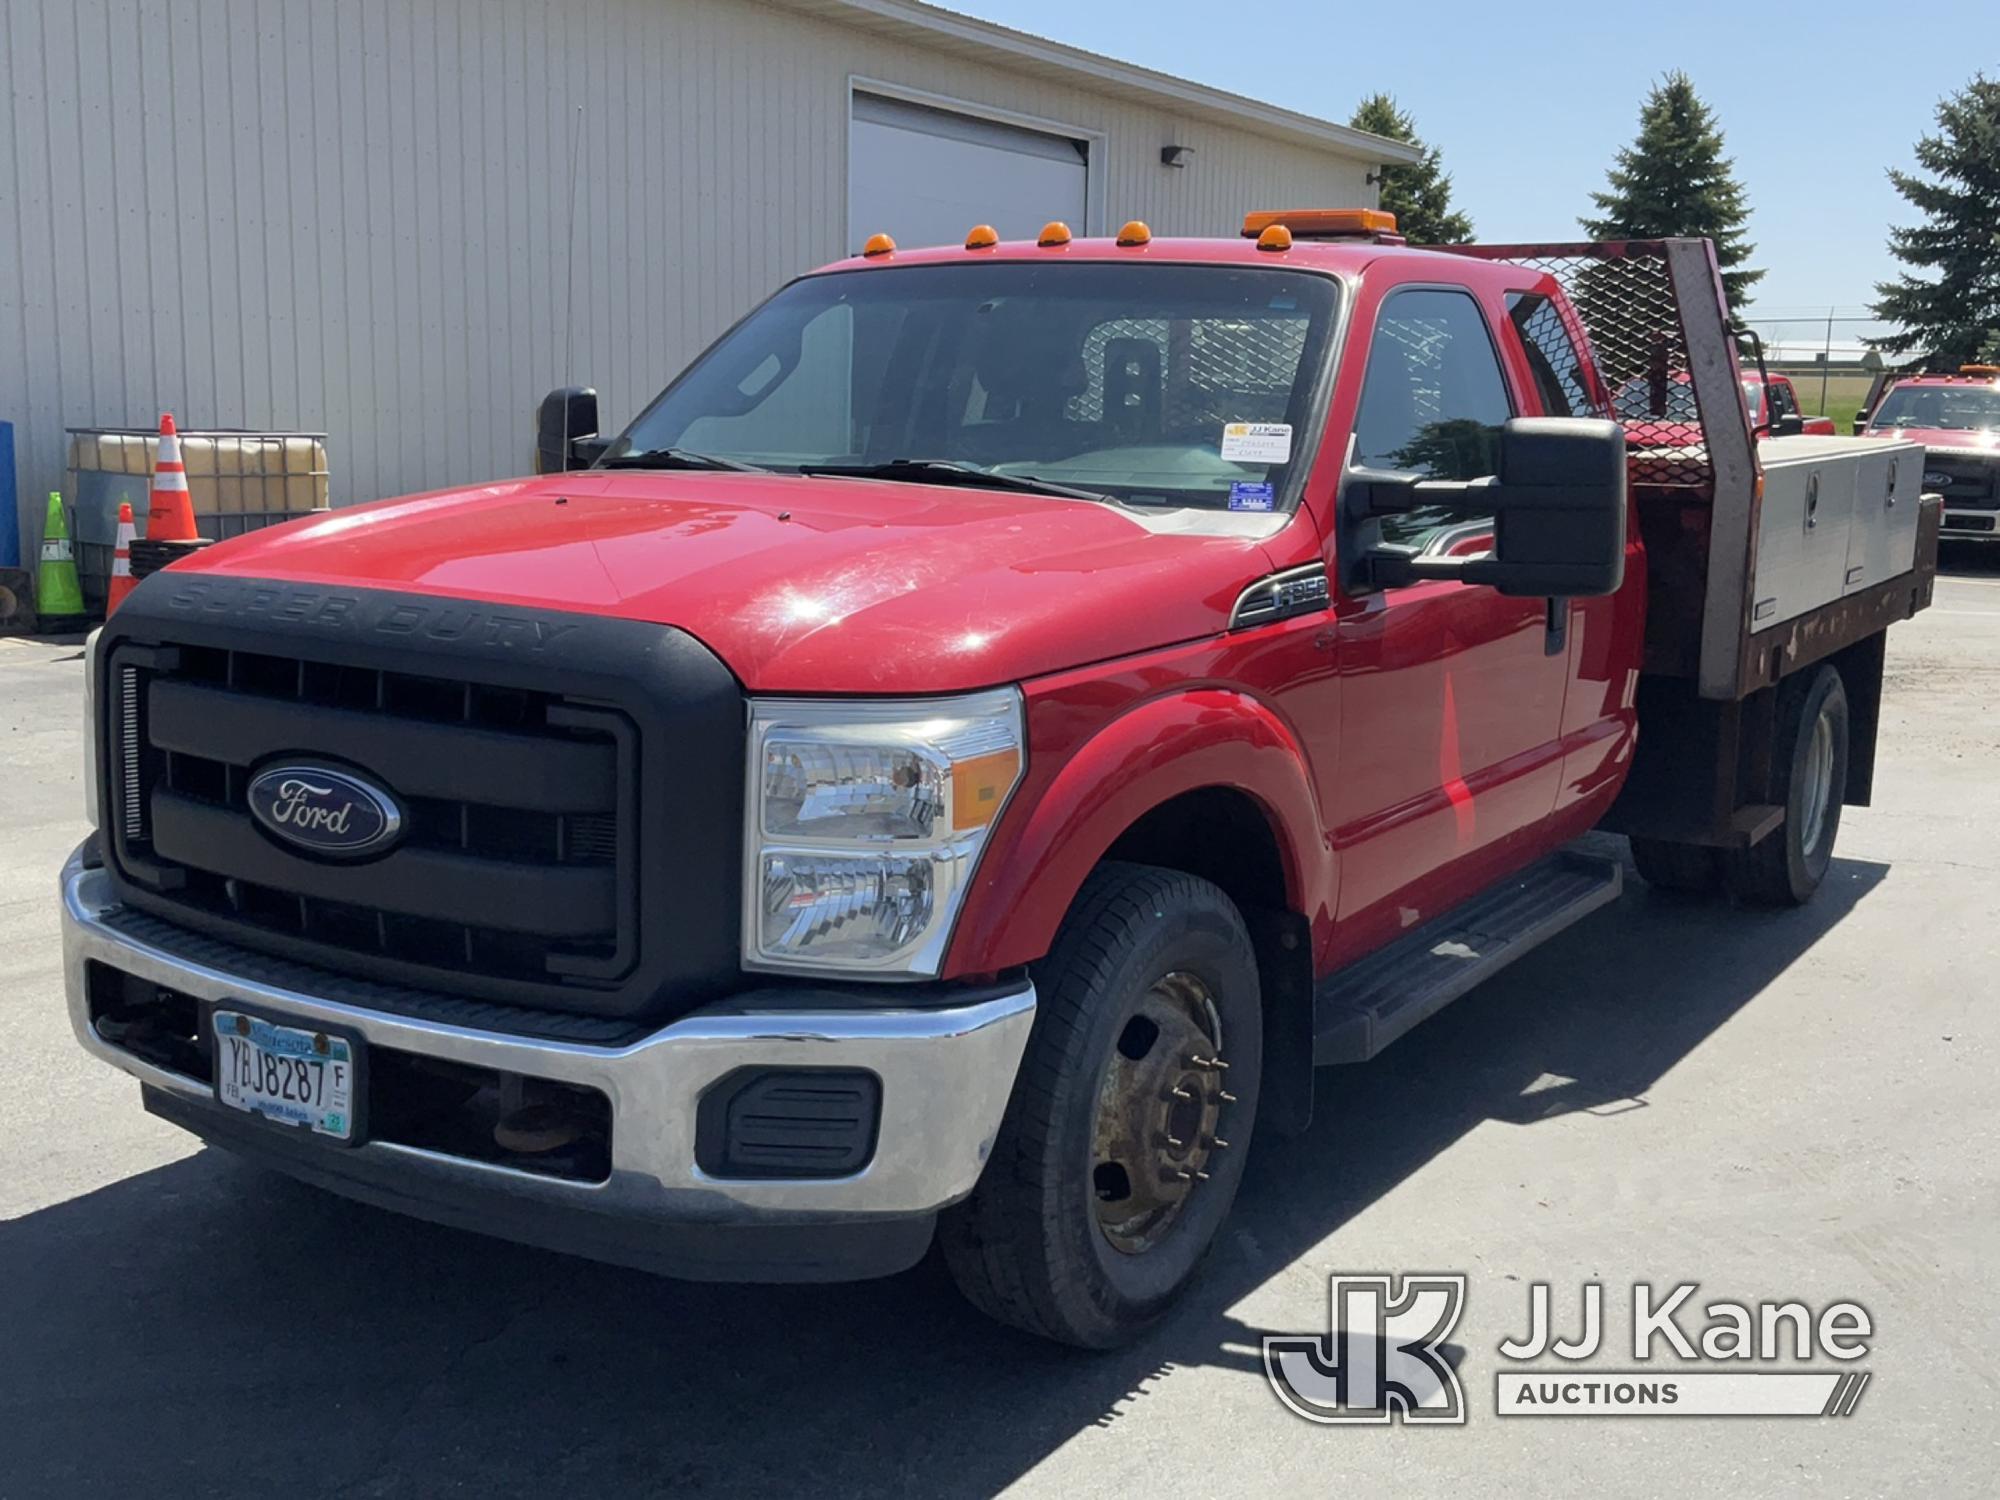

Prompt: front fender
[943,688,1333,976]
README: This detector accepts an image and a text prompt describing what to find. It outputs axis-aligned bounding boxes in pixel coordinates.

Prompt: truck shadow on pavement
[3,840,1888,1497]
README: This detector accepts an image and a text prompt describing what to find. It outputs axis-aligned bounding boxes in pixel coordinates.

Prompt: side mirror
[1853,409,1870,435]
[536,386,608,473]
[1772,412,1806,437]
[1345,417,1627,598]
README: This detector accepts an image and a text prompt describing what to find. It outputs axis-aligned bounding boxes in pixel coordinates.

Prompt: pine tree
[1349,94,1473,245]
[1583,72,1761,308]
[1869,73,2000,368]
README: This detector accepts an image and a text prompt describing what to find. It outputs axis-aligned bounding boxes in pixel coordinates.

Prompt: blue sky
[952,0,1988,348]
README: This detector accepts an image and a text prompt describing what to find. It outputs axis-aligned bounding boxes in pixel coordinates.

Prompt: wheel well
[1101,788,1315,1135]
[1102,787,1290,915]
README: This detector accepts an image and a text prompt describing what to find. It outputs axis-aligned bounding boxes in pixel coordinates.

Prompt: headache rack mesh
[1430,239,1750,493]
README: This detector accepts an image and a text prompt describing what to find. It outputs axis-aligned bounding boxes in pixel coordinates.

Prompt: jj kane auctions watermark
[1265,1275,1873,1423]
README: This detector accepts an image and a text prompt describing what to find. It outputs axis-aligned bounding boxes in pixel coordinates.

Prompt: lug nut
[1165,1134,1184,1148]
[1170,1085,1193,1100]
[1218,1090,1238,1104]
[1211,1138,1230,1150]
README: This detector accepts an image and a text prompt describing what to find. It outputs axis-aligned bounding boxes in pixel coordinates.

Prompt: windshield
[607,262,1342,509]
[1868,384,2000,433]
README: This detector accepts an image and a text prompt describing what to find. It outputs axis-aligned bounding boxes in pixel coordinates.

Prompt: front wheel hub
[1090,971,1232,1255]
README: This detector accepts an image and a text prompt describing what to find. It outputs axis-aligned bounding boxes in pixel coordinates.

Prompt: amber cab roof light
[1254,223,1293,253]
[964,224,999,250]
[1116,219,1152,247]
[1037,220,1073,248]
[860,232,896,258]
[1242,208,1400,242]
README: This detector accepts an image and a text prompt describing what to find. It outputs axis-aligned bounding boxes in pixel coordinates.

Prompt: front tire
[1722,664,1849,906]
[938,862,1262,1348]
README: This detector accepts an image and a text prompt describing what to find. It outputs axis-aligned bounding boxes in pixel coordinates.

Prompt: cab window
[1506,292,1603,419]
[1352,287,1514,548]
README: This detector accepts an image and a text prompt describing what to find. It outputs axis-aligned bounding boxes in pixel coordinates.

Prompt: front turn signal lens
[951,747,1023,832]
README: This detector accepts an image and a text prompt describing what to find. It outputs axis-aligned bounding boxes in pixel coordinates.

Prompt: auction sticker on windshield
[1221,422,1292,464]
[213,1010,358,1141]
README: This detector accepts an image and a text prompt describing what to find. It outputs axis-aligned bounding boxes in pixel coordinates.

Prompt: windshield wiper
[598,447,769,473]
[799,458,1113,505]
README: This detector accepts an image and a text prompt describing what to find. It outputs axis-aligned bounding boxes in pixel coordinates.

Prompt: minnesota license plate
[213,1011,358,1141]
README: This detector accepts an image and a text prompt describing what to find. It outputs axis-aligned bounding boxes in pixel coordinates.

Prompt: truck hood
[168,471,1284,693]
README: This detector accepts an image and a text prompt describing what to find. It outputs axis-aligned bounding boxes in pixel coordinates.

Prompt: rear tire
[1629,835,1721,894]
[938,862,1262,1349]
[1722,664,1849,907]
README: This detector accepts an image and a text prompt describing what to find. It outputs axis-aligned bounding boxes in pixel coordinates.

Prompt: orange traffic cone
[106,501,138,614]
[145,413,197,542]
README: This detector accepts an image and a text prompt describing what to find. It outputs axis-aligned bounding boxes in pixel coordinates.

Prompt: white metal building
[0,0,1415,568]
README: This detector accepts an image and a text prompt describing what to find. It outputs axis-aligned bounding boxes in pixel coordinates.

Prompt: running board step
[1313,850,1623,1065]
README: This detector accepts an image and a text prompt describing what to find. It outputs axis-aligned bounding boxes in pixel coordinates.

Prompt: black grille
[96,577,748,1022]
[109,641,631,990]
[1925,454,1997,506]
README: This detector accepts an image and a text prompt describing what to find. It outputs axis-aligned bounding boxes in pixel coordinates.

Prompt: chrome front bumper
[61,845,1035,1281]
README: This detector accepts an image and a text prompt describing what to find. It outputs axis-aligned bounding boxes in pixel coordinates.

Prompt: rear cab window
[1505,291,1607,420]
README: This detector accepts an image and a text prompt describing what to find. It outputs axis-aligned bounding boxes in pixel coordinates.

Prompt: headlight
[81,628,102,828]
[745,689,1025,976]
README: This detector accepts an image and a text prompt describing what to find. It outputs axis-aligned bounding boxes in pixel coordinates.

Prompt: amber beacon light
[964,224,1000,250]
[1242,208,1398,239]
[1037,221,1073,248]
[861,232,896,257]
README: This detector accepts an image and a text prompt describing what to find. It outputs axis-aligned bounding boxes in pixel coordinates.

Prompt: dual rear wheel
[1630,663,1850,906]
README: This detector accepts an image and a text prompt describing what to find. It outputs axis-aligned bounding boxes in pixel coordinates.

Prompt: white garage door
[849,93,1089,254]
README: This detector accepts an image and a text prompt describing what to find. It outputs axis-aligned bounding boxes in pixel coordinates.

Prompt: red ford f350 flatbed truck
[63,213,1938,1347]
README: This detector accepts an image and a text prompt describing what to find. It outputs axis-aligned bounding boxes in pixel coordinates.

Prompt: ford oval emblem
[246,763,405,859]
[1922,471,1952,489]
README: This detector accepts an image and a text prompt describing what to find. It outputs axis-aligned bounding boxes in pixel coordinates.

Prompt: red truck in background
[1614,368,1837,446]
[63,213,1938,1348]
[1856,364,2000,542]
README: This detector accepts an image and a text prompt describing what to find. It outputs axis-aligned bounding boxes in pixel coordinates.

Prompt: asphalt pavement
[3,556,1997,1497]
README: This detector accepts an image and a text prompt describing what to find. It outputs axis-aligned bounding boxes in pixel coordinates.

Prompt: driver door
[1327,284,1568,962]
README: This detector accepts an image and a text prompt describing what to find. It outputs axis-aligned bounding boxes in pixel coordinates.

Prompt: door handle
[1806,472,1819,529]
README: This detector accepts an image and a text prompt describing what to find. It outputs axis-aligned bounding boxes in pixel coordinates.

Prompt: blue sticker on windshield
[1227,482,1276,512]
